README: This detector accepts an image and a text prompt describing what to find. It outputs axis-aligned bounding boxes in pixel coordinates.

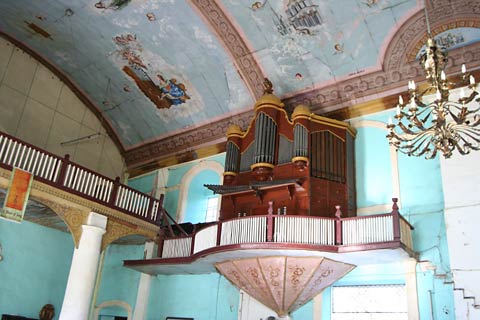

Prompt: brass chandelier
[386,36,479,159]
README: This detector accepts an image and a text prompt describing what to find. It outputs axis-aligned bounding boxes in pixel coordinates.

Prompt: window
[205,196,219,222]
[331,285,407,320]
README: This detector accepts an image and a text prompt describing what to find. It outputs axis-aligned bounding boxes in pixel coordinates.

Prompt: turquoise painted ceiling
[0,0,420,149]
[223,0,417,94]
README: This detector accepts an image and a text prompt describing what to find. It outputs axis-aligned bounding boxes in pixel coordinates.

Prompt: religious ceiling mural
[0,0,253,147]
[0,0,479,162]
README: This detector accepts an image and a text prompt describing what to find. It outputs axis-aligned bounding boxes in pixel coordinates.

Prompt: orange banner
[1,168,33,222]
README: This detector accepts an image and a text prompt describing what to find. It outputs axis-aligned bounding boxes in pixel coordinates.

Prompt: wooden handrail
[0,130,164,226]
[158,208,415,258]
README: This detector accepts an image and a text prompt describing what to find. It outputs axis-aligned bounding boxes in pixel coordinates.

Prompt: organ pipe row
[254,112,277,165]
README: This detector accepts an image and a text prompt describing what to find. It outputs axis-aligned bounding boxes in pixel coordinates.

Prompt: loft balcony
[0,130,163,242]
[124,200,415,275]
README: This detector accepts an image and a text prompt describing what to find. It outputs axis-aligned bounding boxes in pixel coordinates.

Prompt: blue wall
[96,244,145,315]
[349,110,454,320]
[147,273,239,320]
[164,154,225,220]
[128,172,156,195]
[185,169,220,223]
[0,218,73,319]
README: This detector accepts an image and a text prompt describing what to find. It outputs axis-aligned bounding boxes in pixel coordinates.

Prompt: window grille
[331,285,407,320]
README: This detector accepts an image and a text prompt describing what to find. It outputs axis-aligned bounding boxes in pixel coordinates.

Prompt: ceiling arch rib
[189,0,266,99]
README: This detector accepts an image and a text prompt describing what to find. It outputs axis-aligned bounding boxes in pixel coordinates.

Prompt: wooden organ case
[207,90,356,220]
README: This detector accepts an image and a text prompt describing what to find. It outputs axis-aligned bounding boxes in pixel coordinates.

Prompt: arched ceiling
[1,0,479,174]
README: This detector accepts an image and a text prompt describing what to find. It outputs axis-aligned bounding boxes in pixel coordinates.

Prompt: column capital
[87,212,107,229]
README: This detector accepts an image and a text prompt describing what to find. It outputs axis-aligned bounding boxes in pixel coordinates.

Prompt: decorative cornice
[125,109,254,171]
[189,0,265,98]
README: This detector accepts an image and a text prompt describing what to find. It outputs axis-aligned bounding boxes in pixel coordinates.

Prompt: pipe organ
[207,86,356,220]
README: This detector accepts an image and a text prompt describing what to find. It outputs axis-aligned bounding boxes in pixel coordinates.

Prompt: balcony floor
[124,241,415,275]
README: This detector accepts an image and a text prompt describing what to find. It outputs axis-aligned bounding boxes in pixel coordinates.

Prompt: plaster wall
[0,36,125,179]
[94,244,144,318]
[0,218,73,319]
[349,110,454,320]
[143,273,237,320]
[440,150,480,315]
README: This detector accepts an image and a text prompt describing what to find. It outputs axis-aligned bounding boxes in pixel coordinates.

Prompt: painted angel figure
[157,75,190,105]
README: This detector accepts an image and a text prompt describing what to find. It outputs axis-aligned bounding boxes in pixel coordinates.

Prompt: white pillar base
[59,212,107,320]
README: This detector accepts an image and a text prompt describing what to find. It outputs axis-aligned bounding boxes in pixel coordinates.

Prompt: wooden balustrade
[159,207,415,259]
[342,214,394,245]
[162,237,192,258]
[273,215,335,245]
[399,216,414,250]
[193,224,218,254]
[220,216,267,245]
[0,131,161,225]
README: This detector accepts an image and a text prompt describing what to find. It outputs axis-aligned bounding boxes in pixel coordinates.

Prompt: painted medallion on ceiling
[223,0,418,94]
[113,33,190,109]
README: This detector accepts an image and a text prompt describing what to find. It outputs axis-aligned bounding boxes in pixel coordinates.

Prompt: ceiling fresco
[1,0,480,171]
[221,0,419,95]
[0,0,253,147]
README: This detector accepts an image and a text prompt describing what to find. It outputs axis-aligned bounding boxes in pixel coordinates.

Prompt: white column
[59,212,107,320]
[132,241,155,320]
[313,292,323,320]
[404,259,420,320]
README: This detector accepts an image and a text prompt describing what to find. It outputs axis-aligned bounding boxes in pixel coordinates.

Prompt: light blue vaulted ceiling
[222,0,417,94]
[0,0,479,156]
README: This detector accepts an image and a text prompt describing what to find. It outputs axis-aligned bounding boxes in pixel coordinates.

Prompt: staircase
[419,261,480,319]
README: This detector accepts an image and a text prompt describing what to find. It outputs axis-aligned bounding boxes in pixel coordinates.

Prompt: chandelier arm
[460,91,479,105]
[413,97,428,109]
[467,115,480,127]
[397,122,418,135]
[456,127,480,143]
[446,105,466,125]
[411,116,429,131]
[451,138,470,155]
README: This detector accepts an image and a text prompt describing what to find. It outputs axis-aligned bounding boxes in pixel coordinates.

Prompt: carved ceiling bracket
[30,197,90,249]
[102,217,157,252]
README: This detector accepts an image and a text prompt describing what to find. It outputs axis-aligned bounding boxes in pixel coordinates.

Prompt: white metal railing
[0,135,62,182]
[342,214,394,245]
[399,217,413,250]
[64,164,113,202]
[162,237,192,258]
[273,216,335,245]
[220,216,266,245]
[193,224,218,254]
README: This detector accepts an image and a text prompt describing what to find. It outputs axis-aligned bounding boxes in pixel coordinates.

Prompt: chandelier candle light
[387,24,479,158]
